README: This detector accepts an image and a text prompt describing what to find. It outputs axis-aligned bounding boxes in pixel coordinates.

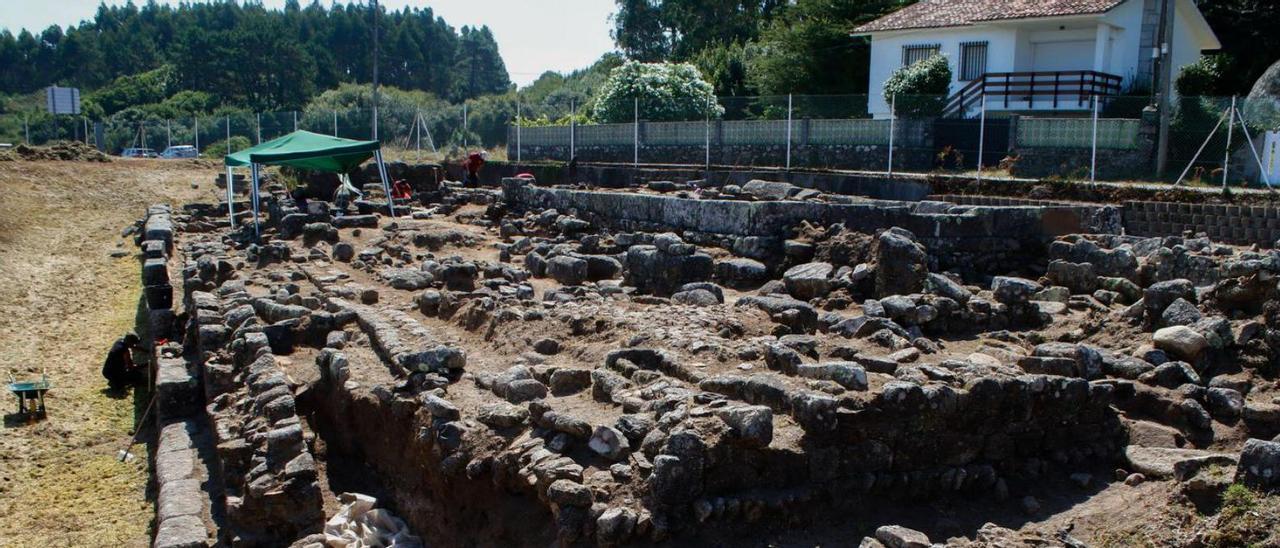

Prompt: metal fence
[3,93,1278,186]
[507,94,1280,186]
[0,105,480,164]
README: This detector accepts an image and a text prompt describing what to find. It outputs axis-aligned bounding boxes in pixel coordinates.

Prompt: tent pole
[375,149,396,218]
[226,166,235,229]
[250,163,261,240]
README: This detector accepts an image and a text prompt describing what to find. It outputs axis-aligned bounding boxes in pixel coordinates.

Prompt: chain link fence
[507,93,1280,187]
[3,94,1279,187]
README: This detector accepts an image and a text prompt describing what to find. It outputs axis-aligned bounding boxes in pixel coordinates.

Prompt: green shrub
[1177,55,1231,97]
[202,136,252,158]
[883,54,952,116]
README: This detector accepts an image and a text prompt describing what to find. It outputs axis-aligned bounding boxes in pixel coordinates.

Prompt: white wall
[866,27,1019,117]
[1168,0,1210,93]
[1100,0,1143,85]
[862,0,1218,117]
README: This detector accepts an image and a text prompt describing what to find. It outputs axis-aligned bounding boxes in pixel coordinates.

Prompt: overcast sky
[0,0,618,87]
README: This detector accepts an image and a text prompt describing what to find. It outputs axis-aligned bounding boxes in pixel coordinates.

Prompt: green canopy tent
[223,130,396,237]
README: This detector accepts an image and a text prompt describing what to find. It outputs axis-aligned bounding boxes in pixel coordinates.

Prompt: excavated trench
[145,165,1280,547]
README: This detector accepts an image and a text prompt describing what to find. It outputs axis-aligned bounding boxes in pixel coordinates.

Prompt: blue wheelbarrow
[8,371,51,417]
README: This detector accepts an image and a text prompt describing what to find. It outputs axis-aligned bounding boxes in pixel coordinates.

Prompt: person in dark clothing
[102,332,143,390]
[462,151,485,188]
[291,186,309,212]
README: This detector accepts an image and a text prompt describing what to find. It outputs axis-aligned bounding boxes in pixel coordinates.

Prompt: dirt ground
[0,158,211,547]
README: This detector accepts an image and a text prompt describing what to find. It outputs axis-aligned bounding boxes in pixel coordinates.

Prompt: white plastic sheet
[323,493,423,548]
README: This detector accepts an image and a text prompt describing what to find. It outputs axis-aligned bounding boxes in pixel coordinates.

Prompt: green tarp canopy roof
[224,130,379,172]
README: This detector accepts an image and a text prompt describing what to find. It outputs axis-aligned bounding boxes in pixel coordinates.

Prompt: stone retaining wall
[502,180,1115,277]
[1123,200,1280,245]
[932,194,1280,247]
[139,204,220,548]
[179,239,325,546]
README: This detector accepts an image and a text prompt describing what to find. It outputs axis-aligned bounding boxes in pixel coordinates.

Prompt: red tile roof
[854,0,1125,33]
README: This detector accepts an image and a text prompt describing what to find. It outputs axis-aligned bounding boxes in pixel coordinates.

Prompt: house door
[1031,40,1095,72]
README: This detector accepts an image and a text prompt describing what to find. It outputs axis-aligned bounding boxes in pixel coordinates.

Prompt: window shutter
[960,41,988,81]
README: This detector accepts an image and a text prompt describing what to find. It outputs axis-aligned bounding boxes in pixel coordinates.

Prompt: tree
[1199,0,1280,95]
[749,0,905,96]
[0,1,510,112]
[611,0,784,62]
[882,53,951,116]
[690,41,754,97]
[451,26,511,101]
[591,60,723,123]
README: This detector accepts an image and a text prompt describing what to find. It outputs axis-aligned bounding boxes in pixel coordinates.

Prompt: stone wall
[508,116,1156,179]
[1123,200,1280,245]
[934,194,1280,247]
[458,162,934,201]
[181,241,326,546]
[141,204,221,548]
[501,179,1116,277]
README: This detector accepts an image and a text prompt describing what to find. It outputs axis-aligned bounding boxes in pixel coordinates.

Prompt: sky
[0,0,618,87]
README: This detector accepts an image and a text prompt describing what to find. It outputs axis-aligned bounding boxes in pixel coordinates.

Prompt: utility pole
[1154,0,1176,176]
[371,0,380,140]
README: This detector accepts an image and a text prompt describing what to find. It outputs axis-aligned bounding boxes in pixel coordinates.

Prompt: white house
[853,0,1221,118]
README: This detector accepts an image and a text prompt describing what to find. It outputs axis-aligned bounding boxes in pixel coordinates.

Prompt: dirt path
[0,159,212,547]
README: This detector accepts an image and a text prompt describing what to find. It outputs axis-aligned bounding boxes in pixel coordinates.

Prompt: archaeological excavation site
[136,163,1280,547]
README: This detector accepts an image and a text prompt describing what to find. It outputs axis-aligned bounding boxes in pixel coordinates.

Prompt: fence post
[785,93,793,170]
[333,110,338,137]
[195,117,200,154]
[167,119,172,149]
[516,98,522,165]
[887,94,896,178]
[24,115,29,145]
[226,114,231,151]
[1218,97,1239,190]
[415,109,422,162]
[570,99,576,162]
[705,97,712,171]
[977,95,987,182]
[633,97,639,167]
[1090,96,1100,183]
[293,111,298,132]
[256,113,261,144]
[463,103,469,149]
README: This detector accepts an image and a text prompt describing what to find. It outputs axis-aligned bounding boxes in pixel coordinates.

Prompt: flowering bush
[591,61,724,123]
[883,54,952,116]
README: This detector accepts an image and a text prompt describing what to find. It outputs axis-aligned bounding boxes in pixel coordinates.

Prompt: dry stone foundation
[136,165,1280,546]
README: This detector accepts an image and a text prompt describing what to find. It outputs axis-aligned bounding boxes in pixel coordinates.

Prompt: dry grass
[0,158,211,547]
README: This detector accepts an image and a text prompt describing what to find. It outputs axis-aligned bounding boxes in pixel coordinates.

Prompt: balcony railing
[943,70,1123,118]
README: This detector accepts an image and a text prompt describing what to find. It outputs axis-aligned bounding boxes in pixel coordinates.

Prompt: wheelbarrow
[8,370,51,418]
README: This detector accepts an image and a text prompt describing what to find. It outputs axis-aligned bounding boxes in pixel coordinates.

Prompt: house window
[901,44,941,67]
[960,41,988,81]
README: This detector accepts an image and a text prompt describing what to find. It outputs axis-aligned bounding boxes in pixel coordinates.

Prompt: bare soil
[0,158,209,547]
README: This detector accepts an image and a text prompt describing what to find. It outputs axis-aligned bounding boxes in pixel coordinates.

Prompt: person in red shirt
[462,151,485,188]
[392,179,413,200]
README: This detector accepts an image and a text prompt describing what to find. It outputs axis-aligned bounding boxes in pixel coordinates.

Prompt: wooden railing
[943,71,1123,118]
